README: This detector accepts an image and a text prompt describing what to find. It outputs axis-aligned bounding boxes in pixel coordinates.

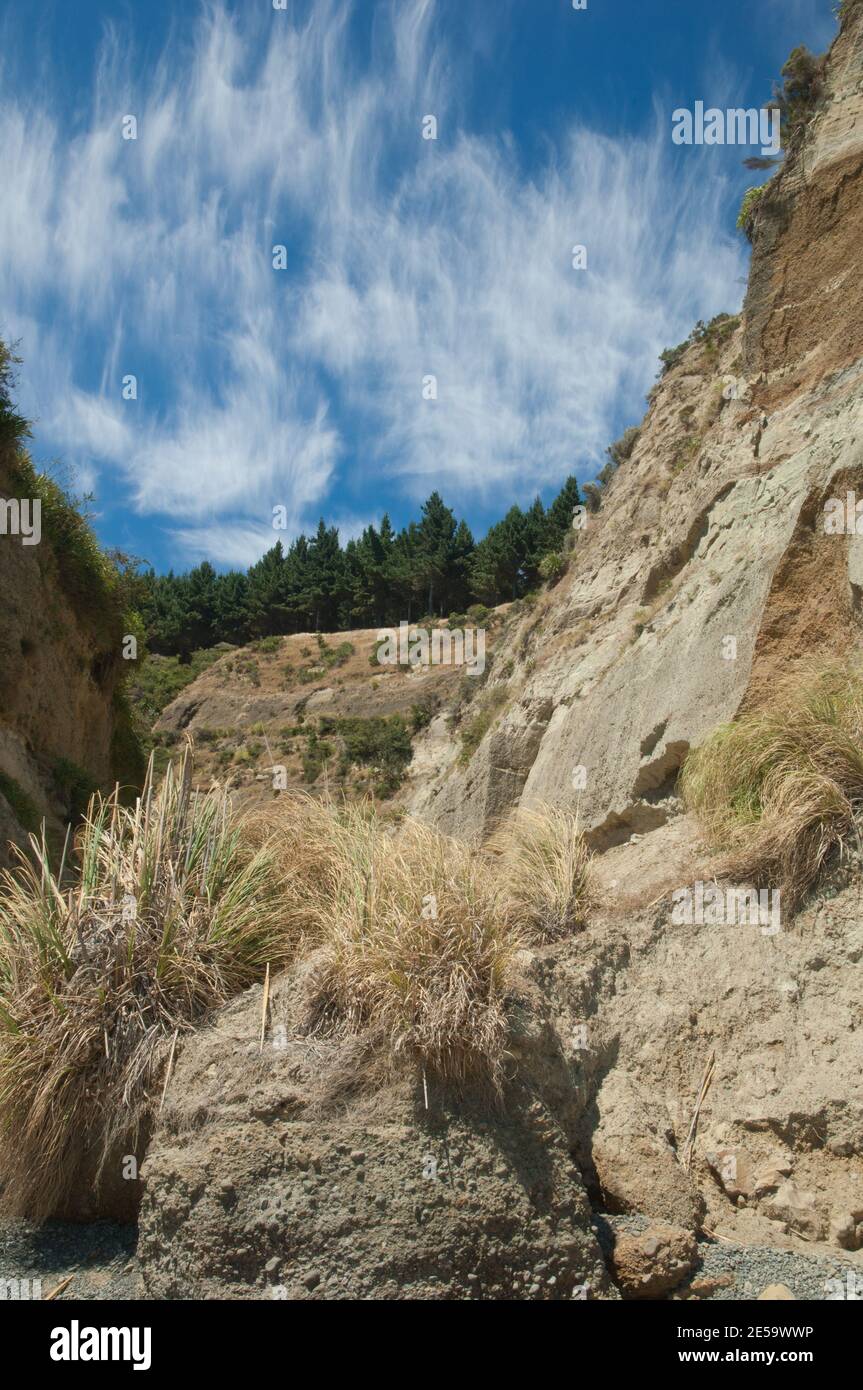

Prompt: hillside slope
[148,613,510,807]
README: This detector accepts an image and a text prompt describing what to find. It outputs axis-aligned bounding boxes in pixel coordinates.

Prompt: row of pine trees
[138,478,582,656]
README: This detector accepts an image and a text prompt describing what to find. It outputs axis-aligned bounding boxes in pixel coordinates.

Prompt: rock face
[138,828,863,1294]
[573,826,863,1254]
[137,967,616,1300]
[0,452,129,867]
[404,6,863,849]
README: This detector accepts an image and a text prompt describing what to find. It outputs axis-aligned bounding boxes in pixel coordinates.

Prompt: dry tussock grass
[0,750,290,1220]
[0,761,594,1217]
[258,796,522,1091]
[680,661,863,908]
[487,802,594,940]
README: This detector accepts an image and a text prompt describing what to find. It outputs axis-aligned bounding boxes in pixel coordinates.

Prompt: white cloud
[0,0,750,565]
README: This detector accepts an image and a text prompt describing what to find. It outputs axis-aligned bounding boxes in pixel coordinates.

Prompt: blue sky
[0,0,839,574]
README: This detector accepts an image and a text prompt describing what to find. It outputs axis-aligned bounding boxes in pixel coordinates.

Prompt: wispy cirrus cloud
[0,0,748,567]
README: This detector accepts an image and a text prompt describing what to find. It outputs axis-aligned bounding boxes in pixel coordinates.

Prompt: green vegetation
[331,715,413,797]
[0,341,29,456]
[293,635,356,686]
[775,45,827,140]
[737,185,766,239]
[50,759,98,824]
[582,482,603,514]
[538,550,565,583]
[0,339,146,807]
[127,648,224,726]
[125,479,586,658]
[671,434,703,475]
[0,771,41,836]
[459,685,510,764]
[734,42,830,240]
[1,346,130,650]
[273,714,415,796]
[410,699,435,733]
[680,662,863,909]
[467,604,491,625]
[658,313,740,379]
[605,426,641,472]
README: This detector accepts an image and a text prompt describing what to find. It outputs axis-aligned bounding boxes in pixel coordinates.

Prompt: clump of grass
[258,796,524,1091]
[0,749,290,1222]
[459,684,510,764]
[680,662,863,908]
[488,804,594,941]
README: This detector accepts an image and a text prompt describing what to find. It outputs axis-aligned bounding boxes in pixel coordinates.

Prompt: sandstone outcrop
[0,452,133,866]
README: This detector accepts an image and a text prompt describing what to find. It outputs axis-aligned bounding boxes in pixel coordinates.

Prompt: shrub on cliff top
[775,45,827,138]
[737,185,766,240]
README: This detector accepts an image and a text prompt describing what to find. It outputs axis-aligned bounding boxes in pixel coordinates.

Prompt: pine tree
[520,497,548,591]
[545,475,582,549]
[416,492,459,616]
[213,570,251,643]
[306,520,343,630]
[247,543,289,635]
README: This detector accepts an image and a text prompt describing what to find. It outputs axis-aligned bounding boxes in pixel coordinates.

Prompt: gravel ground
[683,1237,857,1301]
[2,1211,858,1301]
[0,1219,142,1301]
[597,1213,860,1301]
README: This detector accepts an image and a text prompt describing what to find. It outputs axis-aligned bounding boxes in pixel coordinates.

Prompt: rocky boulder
[610,1224,698,1299]
[137,965,617,1301]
